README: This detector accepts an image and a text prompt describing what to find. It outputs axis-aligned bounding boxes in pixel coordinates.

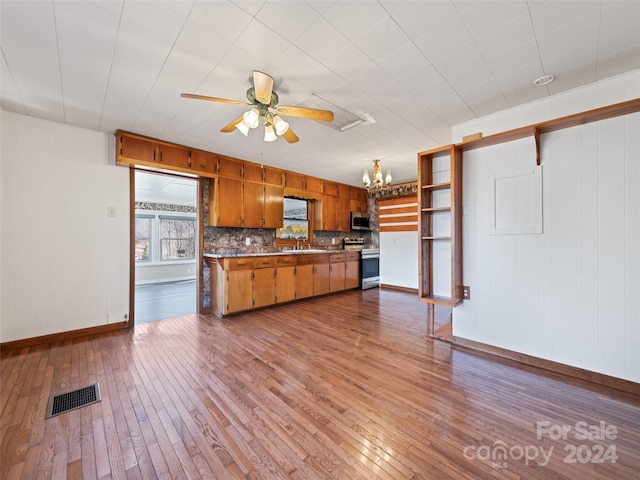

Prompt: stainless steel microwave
[350,212,371,231]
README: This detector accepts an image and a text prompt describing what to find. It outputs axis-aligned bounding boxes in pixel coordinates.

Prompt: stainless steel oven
[360,248,380,289]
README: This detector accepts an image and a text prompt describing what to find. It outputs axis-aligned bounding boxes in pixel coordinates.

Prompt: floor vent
[46,383,101,419]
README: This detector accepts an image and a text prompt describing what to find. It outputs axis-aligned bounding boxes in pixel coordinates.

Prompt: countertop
[203,247,348,258]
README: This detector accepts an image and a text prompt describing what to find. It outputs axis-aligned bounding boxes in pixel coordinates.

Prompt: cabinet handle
[153,150,156,161]
[159,151,163,162]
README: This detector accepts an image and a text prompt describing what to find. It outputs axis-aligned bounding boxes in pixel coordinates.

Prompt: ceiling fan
[181,71,334,144]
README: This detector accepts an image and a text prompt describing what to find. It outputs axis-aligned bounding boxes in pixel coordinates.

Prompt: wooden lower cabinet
[208,252,360,316]
[295,262,315,300]
[276,256,296,303]
[224,259,254,314]
[345,252,360,289]
[329,253,346,292]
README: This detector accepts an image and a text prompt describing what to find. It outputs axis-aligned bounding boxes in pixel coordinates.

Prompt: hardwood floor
[2,289,639,479]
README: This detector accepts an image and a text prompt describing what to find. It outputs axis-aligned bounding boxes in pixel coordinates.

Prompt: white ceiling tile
[295,17,350,63]
[55,2,119,81]
[355,17,410,63]
[0,55,27,115]
[537,13,600,58]
[121,0,187,43]
[430,42,485,80]
[233,20,291,65]
[428,94,476,125]
[485,40,540,78]
[160,1,195,17]
[598,24,640,59]
[377,43,428,79]
[348,64,395,97]
[188,0,252,42]
[385,1,459,37]
[467,93,511,118]
[255,1,320,43]
[156,21,231,92]
[596,45,640,81]
[446,62,496,93]
[324,44,373,80]
[396,64,445,95]
[323,1,388,41]
[231,0,266,17]
[413,80,458,108]
[414,14,473,62]
[600,1,640,34]
[459,1,529,37]
[90,1,124,17]
[529,0,602,36]
[473,14,535,59]
[548,60,598,95]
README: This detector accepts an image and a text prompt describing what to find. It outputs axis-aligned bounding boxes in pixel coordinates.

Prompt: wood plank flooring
[2,288,639,479]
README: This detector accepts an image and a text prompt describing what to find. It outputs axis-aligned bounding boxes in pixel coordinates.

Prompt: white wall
[1,111,130,342]
[380,231,418,289]
[451,70,640,383]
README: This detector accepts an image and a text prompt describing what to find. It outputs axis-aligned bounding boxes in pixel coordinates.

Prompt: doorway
[133,170,198,323]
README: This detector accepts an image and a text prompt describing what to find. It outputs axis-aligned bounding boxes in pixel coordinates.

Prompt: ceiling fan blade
[181,93,250,107]
[253,71,274,105]
[220,115,245,133]
[275,105,334,122]
[282,127,299,144]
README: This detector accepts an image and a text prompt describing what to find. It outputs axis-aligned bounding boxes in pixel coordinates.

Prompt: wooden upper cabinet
[323,181,339,196]
[337,196,351,231]
[118,134,158,163]
[285,171,305,190]
[211,177,243,227]
[243,181,265,227]
[243,162,264,182]
[190,150,217,175]
[305,176,323,193]
[218,155,243,178]
[322,194,339,231]
[338,184,350,198]
[158,143,190,169]
[264,166,284,186]
[264,184,284,228]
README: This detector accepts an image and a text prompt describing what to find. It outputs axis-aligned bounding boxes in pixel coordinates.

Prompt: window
[160,217,196,259]
[280,197,308,241]
[135,215,153,261]
[135,211,197,263]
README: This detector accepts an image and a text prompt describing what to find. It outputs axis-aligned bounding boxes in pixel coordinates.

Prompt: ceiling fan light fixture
[385,170,392,185]
[264,124,277,142]
[243,108,260,128]
[272,115,289,135]
[235,121,250,136]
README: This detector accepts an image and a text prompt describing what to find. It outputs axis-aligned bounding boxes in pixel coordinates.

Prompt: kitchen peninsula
[205,248,361,316]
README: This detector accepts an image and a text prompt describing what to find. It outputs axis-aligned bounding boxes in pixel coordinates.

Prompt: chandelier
[235,104,289,142]
[362,159,392,189]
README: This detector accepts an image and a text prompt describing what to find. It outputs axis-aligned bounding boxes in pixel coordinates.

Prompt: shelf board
[421,207,451,212]
[421,236,451,240]
[419,294,462,307]
[421,182,451,191]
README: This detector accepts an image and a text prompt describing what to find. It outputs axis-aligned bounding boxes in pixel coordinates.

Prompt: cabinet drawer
[345,252,360,261]
[254,257,277,268]
[296,254,329,266]
[277,256,296,266]
[226,258,255,270]
[330,253,346,263]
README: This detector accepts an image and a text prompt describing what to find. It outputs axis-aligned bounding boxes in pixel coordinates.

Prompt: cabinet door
[345,260,360,289]
[337,196,351,231]
[275,266,296,303]
[323,181,339,196]
[314,263,331,296]
[253,267,276,308]
[243,181,265,227]
[218,155,243,178]
[305,176,323,193]
[215,177,243,227]
[330,262,346,292]
[225,269,253,314]
[296,264,314,299]
[190,150,217,175]
[159,144,190,169]
[119,134,157,163]
[243,162,264,182]
[322,195,338,231]
[264,184,284,228]
[285,171,305,189]
[264,166,284,186]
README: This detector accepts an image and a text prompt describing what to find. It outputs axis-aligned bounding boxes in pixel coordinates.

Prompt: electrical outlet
[462,286,471,300]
